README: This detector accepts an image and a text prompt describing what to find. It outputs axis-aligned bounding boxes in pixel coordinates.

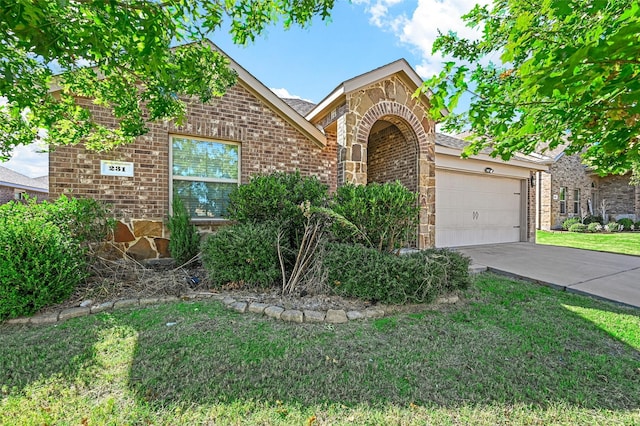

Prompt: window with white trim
[573,188,581,214]
[559,187,567,214]
[170,135,240,219]
[14,190,26,200]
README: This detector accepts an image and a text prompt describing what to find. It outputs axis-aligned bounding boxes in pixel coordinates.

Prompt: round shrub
[201,223,282,288]
[616,218,634,231]
[562,217,581,231]
[583,215,603,225]
[605,222,621,232]
[226,170,328,226]
[0,216,87,321]
[322,243,470,304]
[568,223,588,233]
[587,222,602,233]
[635,221,640,230]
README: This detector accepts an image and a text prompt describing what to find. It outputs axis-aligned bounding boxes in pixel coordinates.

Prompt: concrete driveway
[456,243,640,309]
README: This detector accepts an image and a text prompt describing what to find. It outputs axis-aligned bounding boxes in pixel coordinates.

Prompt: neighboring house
[535,151,640,229]
[0,166,48,204]
[48,42,547,260]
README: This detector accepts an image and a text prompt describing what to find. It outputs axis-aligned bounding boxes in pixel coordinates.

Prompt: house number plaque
[100,160,134,177]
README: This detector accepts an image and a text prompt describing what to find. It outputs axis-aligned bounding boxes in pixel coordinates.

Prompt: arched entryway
[352,101,435,248]
[366,118,419,192]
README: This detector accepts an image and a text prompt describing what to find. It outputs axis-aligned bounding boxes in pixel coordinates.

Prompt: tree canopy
[421,0,640,178]
[0,0,334,160]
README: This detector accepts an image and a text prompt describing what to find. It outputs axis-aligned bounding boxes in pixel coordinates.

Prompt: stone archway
[348,101,435,248]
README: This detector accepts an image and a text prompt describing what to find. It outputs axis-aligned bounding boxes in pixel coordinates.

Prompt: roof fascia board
[435,145,548,171]
[0,182,48,192]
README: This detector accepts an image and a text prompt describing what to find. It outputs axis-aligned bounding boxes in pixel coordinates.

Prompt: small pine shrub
[562,217,581,230]
[568,223,588,233]
[635,221,640,230]
[201,223,282,288]
[168,196,201,265]
[331,182,419,252]
[587,222,602,233]
[322,243,470,304]
[617,218,634,231]
[0,216,86,321]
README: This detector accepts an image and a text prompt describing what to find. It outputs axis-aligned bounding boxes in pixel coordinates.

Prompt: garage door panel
[436,170,522,247]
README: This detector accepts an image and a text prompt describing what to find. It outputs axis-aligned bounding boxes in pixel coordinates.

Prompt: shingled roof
[281,98,317,116]
[0,166,49,192]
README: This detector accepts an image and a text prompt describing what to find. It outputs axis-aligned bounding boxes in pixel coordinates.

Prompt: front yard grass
[537,230,640,256]
[1,274,639,425]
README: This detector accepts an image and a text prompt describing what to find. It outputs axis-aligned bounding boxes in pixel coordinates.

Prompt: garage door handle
[513,226,520,228]
[472,211,479,220]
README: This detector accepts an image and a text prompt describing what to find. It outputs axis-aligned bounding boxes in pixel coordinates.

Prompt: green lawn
[1,274,639,425]
[537,230,640,256]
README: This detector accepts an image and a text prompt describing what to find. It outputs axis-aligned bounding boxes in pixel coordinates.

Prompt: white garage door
[436,170,522,247]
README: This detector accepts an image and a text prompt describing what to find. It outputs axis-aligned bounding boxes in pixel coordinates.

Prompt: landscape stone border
[4,264,485,326]
[3,292,461,326]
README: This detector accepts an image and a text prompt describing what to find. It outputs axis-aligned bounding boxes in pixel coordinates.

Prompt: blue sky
[4,0,487,178]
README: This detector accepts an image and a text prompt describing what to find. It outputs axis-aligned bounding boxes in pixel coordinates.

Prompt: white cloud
[3,143,49,178]
[270,88,314,102]
[360,0,492,78]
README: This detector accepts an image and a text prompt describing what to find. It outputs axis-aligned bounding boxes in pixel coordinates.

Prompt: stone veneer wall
[0,185,48,205]
[347,76,436,249]
[50,83,337,259]
[367,123,418,191]
[595,174,639,220]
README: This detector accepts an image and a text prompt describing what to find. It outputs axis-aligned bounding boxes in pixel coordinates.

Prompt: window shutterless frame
[559,187,567,215]
[169,135,241,220]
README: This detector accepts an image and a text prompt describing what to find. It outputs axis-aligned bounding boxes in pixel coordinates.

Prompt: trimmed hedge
[568,223,588,233]
[323,243,470,304]
[562,217,581,231]
[201,223,282,288]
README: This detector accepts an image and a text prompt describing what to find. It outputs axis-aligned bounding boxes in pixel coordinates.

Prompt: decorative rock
[362,308,385,319]
[133,220,163,238]
[154,238,171,258]
[114,299,139,309]
[79,299,93,308]
[231,302,247,313]
[139,297,161,306]
[264,306,285,319]
[325,309,348,324]
[30,313,59,324]
[161,296,180,303]
[91,301,114,314]
[303,310,326,323]
[113,221,135,242]
[346,310,365,320]
[446,295,459,304]
[6,316,30,325]
[127,238,156,261]
[281,310,304,323]
[222,296,236,306]
[249,302,269,314]
[59,307,90,321]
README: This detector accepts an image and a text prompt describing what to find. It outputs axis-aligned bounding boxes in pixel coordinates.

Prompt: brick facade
[50,84,337,259]
[594,173,639,221]
[538,153,639,229]
[0,185,48,204]
[367,123,418,191]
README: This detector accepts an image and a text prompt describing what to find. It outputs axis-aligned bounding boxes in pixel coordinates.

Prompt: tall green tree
[0,0,335,160]
[421,0,640,178]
